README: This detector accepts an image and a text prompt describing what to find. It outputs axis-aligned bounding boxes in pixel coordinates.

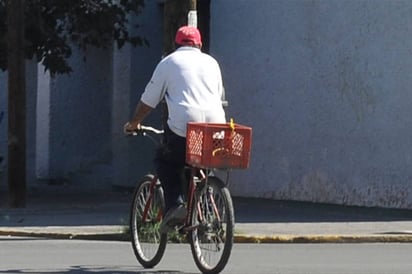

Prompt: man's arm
[124,100,154,132]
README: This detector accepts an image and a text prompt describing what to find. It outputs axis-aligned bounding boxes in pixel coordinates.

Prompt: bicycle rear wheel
[189,176,234,274]
[130,174,167,268]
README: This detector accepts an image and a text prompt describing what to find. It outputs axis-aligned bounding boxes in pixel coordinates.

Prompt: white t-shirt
[141,47,226,137]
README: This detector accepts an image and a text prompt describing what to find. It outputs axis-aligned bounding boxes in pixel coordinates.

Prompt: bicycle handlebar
[125,125,164,136]
[139,125,164,135]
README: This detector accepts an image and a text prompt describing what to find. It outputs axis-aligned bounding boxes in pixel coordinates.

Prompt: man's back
[142,46,226,137]
[164,47,223,109]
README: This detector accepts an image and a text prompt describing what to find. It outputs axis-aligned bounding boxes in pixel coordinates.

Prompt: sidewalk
[1,184,412,243]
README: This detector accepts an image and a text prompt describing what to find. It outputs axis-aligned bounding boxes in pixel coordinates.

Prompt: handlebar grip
[138,125,164,135]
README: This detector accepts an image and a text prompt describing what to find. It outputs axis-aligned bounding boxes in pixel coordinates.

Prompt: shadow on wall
[0,111,3,166]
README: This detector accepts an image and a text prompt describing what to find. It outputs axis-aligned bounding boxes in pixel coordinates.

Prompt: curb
[0,230,128,241]
[2,229,412,243]
[0,229,129,241]
[233,234,412,243]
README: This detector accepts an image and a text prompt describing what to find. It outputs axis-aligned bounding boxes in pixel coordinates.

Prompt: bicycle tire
[130,174,167,268]
[189,176,234,274]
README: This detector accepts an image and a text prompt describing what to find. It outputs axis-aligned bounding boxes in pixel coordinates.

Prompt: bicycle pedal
[180,224,200,233]
[176,224,188,233]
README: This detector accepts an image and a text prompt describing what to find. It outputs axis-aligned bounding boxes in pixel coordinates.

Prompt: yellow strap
[212,147,226,156]
[230,118,235,132]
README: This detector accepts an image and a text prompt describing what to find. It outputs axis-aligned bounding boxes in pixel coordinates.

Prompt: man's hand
[124,100,154,135]
[123,121,140,135]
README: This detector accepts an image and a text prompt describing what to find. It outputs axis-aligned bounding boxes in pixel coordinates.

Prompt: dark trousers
[154,125,187,211]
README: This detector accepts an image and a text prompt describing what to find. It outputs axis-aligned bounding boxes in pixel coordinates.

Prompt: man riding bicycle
[124,26,226,232]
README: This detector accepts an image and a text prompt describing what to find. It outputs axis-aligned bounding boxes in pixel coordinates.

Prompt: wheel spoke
[130,177,167,268]
[189,177,234,273]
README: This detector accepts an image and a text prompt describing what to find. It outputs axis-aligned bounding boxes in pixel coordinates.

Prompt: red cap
[175,26,202,46]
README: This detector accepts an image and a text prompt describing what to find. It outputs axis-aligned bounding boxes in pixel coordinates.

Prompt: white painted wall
[3,0,412,209]
[211,0,412,208]
[35,66,50,179]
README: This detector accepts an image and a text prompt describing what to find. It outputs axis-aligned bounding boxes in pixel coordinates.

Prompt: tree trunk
[7,0,26,208]
[162,0,193,56]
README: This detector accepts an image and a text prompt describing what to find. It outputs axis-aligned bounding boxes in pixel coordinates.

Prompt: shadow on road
[0,265,197,274]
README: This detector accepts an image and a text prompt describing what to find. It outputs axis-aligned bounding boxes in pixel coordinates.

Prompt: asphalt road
[1,237,412,274]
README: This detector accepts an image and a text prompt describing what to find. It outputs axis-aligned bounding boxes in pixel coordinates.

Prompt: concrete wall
[111,1,164,188]
[0,46,114,191]
[1,2,164,191]
[39,1,163,189]
[3,0,412,209]
[26,61,38,186]
[0,71,6,187]
[211,0,412,208]
[44,46,113,188]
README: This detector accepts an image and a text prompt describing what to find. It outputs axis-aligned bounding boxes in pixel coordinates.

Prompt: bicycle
[128,122,252,274]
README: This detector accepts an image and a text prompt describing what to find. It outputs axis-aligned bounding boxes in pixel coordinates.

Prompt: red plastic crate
[186,122,252,169]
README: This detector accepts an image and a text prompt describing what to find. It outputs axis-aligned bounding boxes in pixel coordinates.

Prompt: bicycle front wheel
[189,176,234,274]
[130,174,167,268]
